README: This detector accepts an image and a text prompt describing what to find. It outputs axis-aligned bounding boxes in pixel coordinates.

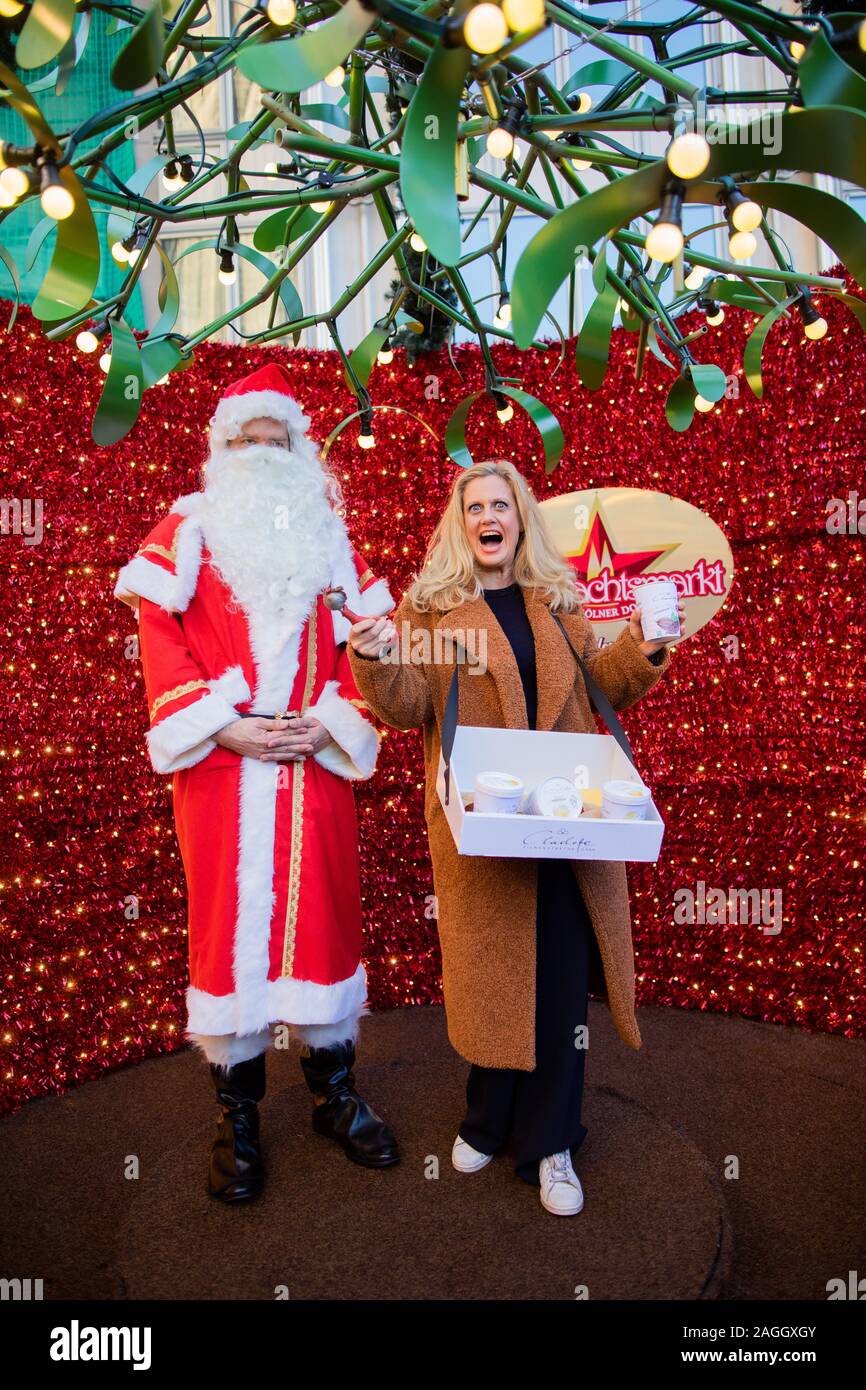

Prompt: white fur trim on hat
[209,389,311,444]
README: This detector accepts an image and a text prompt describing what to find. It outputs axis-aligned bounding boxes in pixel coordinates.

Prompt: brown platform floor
[1,1002,863,1300]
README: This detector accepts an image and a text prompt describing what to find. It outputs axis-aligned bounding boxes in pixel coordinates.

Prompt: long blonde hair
[407,459,582,613]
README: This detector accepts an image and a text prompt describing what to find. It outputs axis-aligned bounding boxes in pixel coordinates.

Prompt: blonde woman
[346,461,682,1216]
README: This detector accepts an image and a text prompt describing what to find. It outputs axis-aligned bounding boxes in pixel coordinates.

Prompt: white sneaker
[452,1135,494,1173]
[539,1150,584,1215]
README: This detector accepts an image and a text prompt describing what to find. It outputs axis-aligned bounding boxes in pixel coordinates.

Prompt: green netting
[0,12,145,329]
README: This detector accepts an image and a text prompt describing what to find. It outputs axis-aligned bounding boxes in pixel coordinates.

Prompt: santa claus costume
[115,363,399,1199]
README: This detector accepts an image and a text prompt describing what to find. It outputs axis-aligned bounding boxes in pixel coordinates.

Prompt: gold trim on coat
[149,679,208,721]
[281,605,317,978]
[139,535,178,565]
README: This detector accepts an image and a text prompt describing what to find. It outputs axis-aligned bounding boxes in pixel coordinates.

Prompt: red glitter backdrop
[1,273,864,1112]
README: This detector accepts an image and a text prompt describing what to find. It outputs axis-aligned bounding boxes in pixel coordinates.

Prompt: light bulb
[645,220,684,263]
[0,166,29,198]
[75,329,99,354]
[463,3,509,55]
[731,198,762,232]
[111,240,130,264]
[409,231,427,253]
[265,160,279,174]
[694,394,715,413]
[324,65,345,87]
[486,126,515,159]
[377,347,394,364]
[0,0,24,16]
[804,316,827,341]
[358,429,375,449]
[0,185,15,208]
[569,154,591,171]
[576,92,592,114]
[496,403,514,422]
[162,163,183,192]
[728,229,756,260]
[40,180,74,221]
[266,0,296,24]
[157,373,170,385]
[706,306,725,326]
[128,246,142,266]
[496,299,512,325]
[502,0,544,29]
[98,352,112,373]
[685,264,708,290]
[218,251,236,285]
[789,40,805,61]
[860,19,866,52]
[666,131,710,180]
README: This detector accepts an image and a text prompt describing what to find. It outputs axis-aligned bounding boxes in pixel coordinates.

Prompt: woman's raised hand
[349,614,398,658]
[628,599,687,657]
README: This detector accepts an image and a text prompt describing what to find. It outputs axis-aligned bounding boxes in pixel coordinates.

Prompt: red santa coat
[115,491,393,1042]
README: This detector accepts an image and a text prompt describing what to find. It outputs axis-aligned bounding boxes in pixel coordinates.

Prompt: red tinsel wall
[1,271,864,1112]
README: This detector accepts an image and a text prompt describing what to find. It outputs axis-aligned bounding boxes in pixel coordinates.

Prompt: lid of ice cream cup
[475,771,525,796]
[602,779,651,804]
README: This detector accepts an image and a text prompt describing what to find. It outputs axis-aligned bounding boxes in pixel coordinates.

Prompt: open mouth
[478,529,504,551]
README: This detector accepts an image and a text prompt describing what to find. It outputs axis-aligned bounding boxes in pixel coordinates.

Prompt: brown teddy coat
[347,585,672,1070]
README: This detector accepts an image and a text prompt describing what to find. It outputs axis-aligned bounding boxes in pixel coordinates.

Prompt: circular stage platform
[114,1055,731,1300]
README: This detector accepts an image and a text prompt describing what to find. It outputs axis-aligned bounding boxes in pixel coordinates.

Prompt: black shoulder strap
[550,613,637,773]
[441,640,466,806]
[440,617,639,804]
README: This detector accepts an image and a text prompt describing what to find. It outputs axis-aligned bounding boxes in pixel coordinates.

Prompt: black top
[483,582,538,730]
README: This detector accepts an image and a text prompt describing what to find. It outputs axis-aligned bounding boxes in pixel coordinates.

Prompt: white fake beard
[199,441,343,620]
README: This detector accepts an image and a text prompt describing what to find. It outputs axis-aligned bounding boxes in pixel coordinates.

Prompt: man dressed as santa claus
[115,362,399,1202]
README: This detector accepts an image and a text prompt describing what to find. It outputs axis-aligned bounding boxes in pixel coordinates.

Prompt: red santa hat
[208,361,312,447]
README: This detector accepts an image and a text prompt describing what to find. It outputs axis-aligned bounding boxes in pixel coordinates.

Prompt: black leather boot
[299,1039,399,1168]
[207,1051,267,1202]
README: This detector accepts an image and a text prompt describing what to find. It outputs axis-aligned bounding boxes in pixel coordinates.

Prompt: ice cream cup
[601,779,652,821]
[523,776,583,819]
[634,579,681,641]
[473,771,524,815]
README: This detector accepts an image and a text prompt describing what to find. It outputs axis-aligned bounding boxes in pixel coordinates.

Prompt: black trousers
[457,858,600,1185]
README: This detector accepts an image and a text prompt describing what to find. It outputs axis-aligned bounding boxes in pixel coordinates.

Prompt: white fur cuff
[114,513,203,615]
[292,1005,369,1048]
[114,554,177,613]
[187,1027,272,1070]
[146,665,251,774]
[306,678,379,780]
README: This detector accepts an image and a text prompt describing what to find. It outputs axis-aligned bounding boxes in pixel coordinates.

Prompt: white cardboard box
[436,725,665,863]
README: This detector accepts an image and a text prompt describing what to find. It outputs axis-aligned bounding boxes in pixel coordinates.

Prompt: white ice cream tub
[523,776,583,819]
[634,578,681,641]
[602,779,652,821]
[473,771,524,815]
